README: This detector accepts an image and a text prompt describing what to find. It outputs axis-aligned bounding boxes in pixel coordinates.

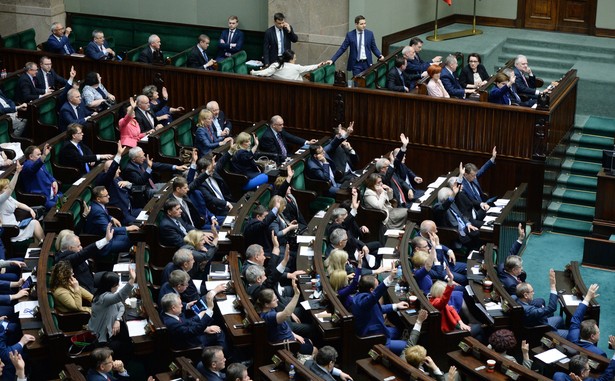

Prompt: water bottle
[288,365,296,380]
[1,69,6,79]
[395,282,401,295]
[315,274,321,292]
[397,265,403,279]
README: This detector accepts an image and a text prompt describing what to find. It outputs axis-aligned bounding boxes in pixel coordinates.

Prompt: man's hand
[452,181,461,196]
[549,268,556,290]
[360,226,369,234]
[446,366,457,381]
[204,325,222,335]
[407,189,414,201]
[396,302,409,310]
[307,139,318,145]
[424,356,439,371]
[9,350,26,377]
[447,250,456,265]
[112,360,125,373]
[271,230,280,250]
[378,55,385,62]
[286,165,294,181]
[161,87,169,99]
[340,372,353,381]
[414,176,423,184]
[9,260,26,268]
[69,66,76,78]
[291,313,301,323]
[585,283,599,302]
[146,154,153,168]
[492,146,497,161]
[176,165,188,172]
[518,223,525,241]
[480,202,490,211]
[417,309,428,324]
[106,222,115,242]
[467,224,479,232]
[400,133,409,147]
[111,217,121,227]
[65,26,72,35]
[446,266,455,287]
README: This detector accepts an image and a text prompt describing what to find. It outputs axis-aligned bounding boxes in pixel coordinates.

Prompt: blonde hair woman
[194,109,232,158]
[229,132,268,190]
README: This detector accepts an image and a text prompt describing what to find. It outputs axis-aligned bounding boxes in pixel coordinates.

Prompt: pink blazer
[426,78,450,98]
[119,113,145,148]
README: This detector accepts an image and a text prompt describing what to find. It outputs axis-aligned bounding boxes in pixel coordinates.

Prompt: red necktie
[392,177,406,204]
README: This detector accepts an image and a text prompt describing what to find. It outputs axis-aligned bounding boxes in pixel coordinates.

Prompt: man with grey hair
[85,29,116,60]
[206,101,232,138]
[16,62,53,103]
[46,22,74,55]
[58,89,96,131]
[514,54,540,101]
[440,54,473,99]
[138,34,163,64]
[418,219,467,285]
[376,157,414,207]
[433,183,480,250]
[162,249,201,301]
[517,269,567,337]
[54,225,114,293]
[497,223,527,295]
[305,346,353,381]
[245,239,289,299]
[259,115,318,164]
[134,94,163,132]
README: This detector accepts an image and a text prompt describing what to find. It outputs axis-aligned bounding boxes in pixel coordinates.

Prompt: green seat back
[127,46,142,62]
[175,119,193,147]
[0,117,11,143]
[38,97,58,126]
[2,33,20,49]
[376,64,388,88]
[387,58,396,72]
[48,293,55,309]
[233,51,248,74]
[43,151,54,175]
[310,67,324,83]
[120,153,131,169]
[159,128,177,157]
[365,71,376,89]
[97,112,117,141]
[143,246,150,264]
[219,57,234,73]
[144,266,153,284]
[0,75,20,100]
[324,65,336,85]
[69,199,83,228]
[52,140,64,164]
[173,50,189,67]
[255,124,267,140]
[291,161,306,190]
[19,28,37,50]
[258,190,271,210]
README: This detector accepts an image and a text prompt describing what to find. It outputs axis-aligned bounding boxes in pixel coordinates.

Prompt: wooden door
[520,0,596,34]
[524,0,558,31]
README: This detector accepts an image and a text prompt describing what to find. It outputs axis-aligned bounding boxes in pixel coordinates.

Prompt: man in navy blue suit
[196,346,227,381]
[517,269,568,337]
[497,223,528,295]
[84,186,138,255]
[386,57,420,93]
[406,37,442,76]
[21,144,61,210]
[85,30,116,60]
[159,199,195,248]
[207,100,233,138]
[36,56,74,91]
[327,15,384,76]
[262,13,298,66]
[187,34,217,70]
[440,54,471,99]
[58,88,96,132]
[0,328,35,381]
[217,16,244,60]
[46,22,75,55]
[306,135,346,197]
[566,284,608,357]
[15,62,52,104]
[60,123,112,175]
[86,347,130,381]
[419,219,468,285]
[553,350,615,381]
[461,146,497,211]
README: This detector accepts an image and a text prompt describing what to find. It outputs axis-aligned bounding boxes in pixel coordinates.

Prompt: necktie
[61,37,72,55]
[392,177,406,205]
[276,133,287,158]
[472,183,481,200]
[180,198,194,226]
[175,218,187,235]
[100,44,104,52]
[278,28,284,55]
[229,30,234,43]
[139,164,156,189]
[357,32,363,61]
[202,50,208,62]
[208,177,225,200]
[73,106,79,119]
[510,86,521,104]
[76,143,90,173]
[399,72,405,88]
[46,72,52,89]
[144,110,155,129]
[323,162,336,185]
[31,76,37,87]
[450,208,467,237]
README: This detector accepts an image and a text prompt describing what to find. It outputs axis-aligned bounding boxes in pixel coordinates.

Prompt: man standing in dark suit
[327,15,384,76]
[187,34,216,70]
[97,141,141,224]
[305,346,353,381]
[58,88,96,132]
[386,56,420,93]
[206,100,232,138]
[217,16,244,60]
[15,62,52,103]
[85,30,116,60]
[259,115,317,164]
[406,37,442,76]
[440,54,470,99]
[262,13,298,66]
[59,123,112,174]
[137,34,163,64]
[46,22,75,55]
[36,56,73,91]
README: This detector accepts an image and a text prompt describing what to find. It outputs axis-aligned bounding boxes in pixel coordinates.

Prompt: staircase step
[570,132,614,150]
[505,38,615,55]
[556,173,598,191]
[566,146,603,163]
[543,216,593,237]
[581,116,615,137]
[552,187,596,206]
[502,44,615,64]
[561,159,602,176]
[547,201,595,221]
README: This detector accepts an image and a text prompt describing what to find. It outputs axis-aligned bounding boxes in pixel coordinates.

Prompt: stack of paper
[209,264,230,280]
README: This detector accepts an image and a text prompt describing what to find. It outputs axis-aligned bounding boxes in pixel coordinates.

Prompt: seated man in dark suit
[419,220,468,286]
[0,89,28,137]
[352,273,409,355]
[386,56,420,93]
[566,284,607,357]
[172,176,206,229]
[461,147,497,211]
[159,269,199,308]
[206,101,232,138]
[390,133,425,199]
[159,199,196,248]
[86,347,130,381]
[516,269,568,337]
[137,34,163,64]
[196,346,227,381]
[306,138,345,197]
[187,155,234,218]
[433,185,481,251]
[46,22,75,55]
[160,290,226,350]
[497,224,528,295]
[513,54,556,104]
[55,228,114,293]
[161,250,205,302]
[440,54,473,99]
[406,37,442,76]
[122,146,186,207]
[226,363,250,381]
[552,351,615,381]
[305,346,352,381]
[134,95,164,132]
[259,115,317,164]
[375,158,413,207]
[36,56,75,91]
[186,34,216,70]
[97,141,141,224]
[84,186,138,254]
[85,30,116,61]
[15,62,52,104]
[243,203,280,255]
[60,123,112,174]
[216,16,244,60]
[21,144,62,210]
[59,89,96,132]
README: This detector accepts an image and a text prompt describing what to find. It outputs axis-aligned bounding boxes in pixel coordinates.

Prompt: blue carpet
[523,232,615,356]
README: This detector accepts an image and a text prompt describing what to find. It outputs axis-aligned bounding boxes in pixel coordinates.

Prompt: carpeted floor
[523,232,615,355]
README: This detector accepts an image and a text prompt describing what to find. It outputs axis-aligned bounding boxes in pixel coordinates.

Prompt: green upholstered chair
[218,57,234,73]
[233,50,248,74]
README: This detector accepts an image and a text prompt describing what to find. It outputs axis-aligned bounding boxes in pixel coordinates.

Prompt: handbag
[68,331,97,356]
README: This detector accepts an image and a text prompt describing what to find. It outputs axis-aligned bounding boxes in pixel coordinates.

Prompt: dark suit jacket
[330,29,381,71]
[230,149,262,179]
[406,53,430,75]
[97,160,139,224]
[243,212,278,253]
[305,136,344,182]
[161,312,213,349]
[386,67,419,92]
[263,25,298,65]
[514,67,538,99]
[122,160,174,189]
[519,292,558,327]
[161,263,200,303]
[55,243,101,293]
[213,110,232,137]
[393,148,417,188]
[195,125,223,157]
[461,158,494,207]
[352,281,393,338]
[84,202,128,237]
[331,144,358,175]
[458,64,490,89]
[433,196,470,233]
[440,67,465,99]
[86,369,130,381]
[59,140,97,174]
[565,302,607,357]
[217,28,245,59]
[0,90,18,114]
[198,368,226,381]
[16,73,46,103]
[137,47,163,64]
[553,358,615,381]
[36,69,68,90]
[159,214,194,247]
[134,107,158,132]
[188,170,233,216]
[85,41,113,60]
[46,34,75,55]
[259,126,306,163]
[186,46,213,70]
[489,84,514,105]
[58,101,93,132]
[172,195,205,229]
[305,361,336,381]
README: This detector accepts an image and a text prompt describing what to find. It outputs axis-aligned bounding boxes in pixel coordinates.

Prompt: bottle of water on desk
[315,274,321,292]
[289,364,296,380]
